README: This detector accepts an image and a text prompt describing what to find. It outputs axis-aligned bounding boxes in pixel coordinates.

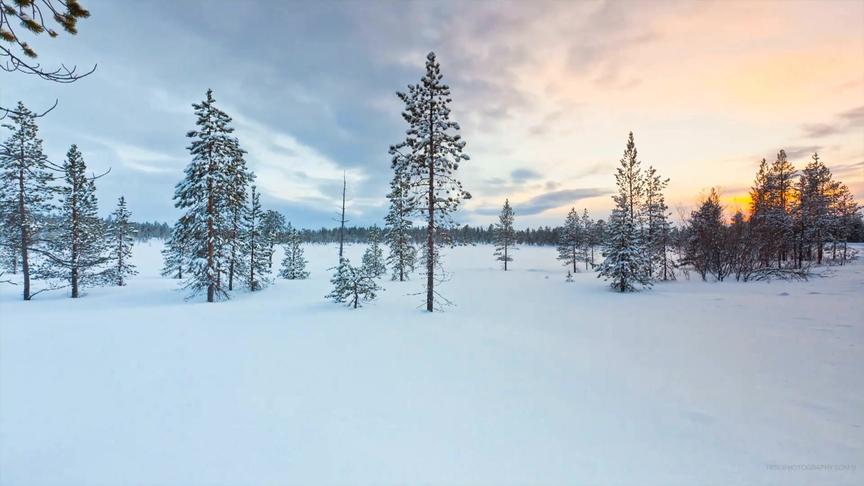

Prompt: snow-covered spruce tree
[262,209,286,270]
[161,218,190,279]
[557,207,582,272]
[597,132,651,292]
[241,186,271,291]
[279,225,309,280]
[326,258,381,309]
[224,141,254,291]
[829,182,861,264]
[393,51,470,311]
[682,188,728,281]
[748,158,771,267]
[40,145,110,297]
[795,153,833,266]
[643,165,675,280]
[493,198,516,270]
[384,155,416,281]
[173,89,236,302]
[361,225,387,278]
[580,209,595,270]
[0,102,55,300]
[766,150,796,267]
[107,196,137,286]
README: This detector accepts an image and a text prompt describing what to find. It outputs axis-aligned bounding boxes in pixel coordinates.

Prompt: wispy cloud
[802,105,864,139]
[230,111,368,209]
[84,136,181,175]
[474,187,611,216]
[510,168,543,183]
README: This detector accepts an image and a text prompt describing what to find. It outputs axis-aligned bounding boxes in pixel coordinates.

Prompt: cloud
[84,136,182,175]
[802,105,864,138]
[474,187,611,216]
[230,111,368,206]
[782,145,823,159]
[510,168,543,183]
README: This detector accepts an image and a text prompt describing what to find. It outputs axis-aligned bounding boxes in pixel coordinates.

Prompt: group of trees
[5,26,862,304]
[557,207,604,273]
[0,103,136,299]
[596,132,675,292]
[591,133,861,292]
[161,90,307,302]
[681,151,860,282]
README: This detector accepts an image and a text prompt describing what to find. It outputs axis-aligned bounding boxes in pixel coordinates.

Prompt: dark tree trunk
[18,162,31,301]
[425,103,435,313]
[339,174,346,262]
[70,170,79,299]
[207,177,215,303]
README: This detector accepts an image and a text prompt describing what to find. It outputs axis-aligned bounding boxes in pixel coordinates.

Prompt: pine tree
[766,149,796,267]
[683,188,728,281]
[0,102,55,300]
[393,51,470,311]
[262,209,286,270]
[748,158,773,266]
[161,218,190,279]
[580,209,595,270]
[41,145,109,297]
[173,89,237,302]
[224,142,254,291]
[795,153,833,266]
[557,208,582,272]
[361,225,386,278]
[241,186,271,291]
[384,156,416,281]
[326,258,380,309]
[493,199,516,270]
[107,196,137,286]
[597,132,651,292]
[643,165,675,280]
[279,225,309,280]
[830,182,860,264]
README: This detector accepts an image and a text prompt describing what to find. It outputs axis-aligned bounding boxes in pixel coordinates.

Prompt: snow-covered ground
[1,241,862,486]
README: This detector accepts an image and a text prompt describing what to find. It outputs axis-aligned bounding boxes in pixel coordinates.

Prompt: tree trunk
[18,163,30,301]
[71,177,79,299]
[426,104,435,313]
[339,174,346,262]
[504,243,508,271]
[207,177,215,303]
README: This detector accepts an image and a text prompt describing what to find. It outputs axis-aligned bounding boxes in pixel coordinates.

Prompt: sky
[2,0,863,228]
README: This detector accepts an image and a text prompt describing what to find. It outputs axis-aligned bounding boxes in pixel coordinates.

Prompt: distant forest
[129,219,864,246]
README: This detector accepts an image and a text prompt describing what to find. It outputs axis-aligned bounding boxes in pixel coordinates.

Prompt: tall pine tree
[597,132,651,292]
[361,225,387,278]
[107,196,137,286]
[41,145,109,297]
[241,185,271,291]
[173,89,236,302]
[384,154,416,281]
[643,165,675,280]
[557,207,582,272]
[224,142,254,291]
[393,52,470,311]
[493,198,516,270]
[0,102,55,300]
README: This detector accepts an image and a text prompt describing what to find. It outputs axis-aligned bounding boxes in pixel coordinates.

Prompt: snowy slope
[1,242,862,486]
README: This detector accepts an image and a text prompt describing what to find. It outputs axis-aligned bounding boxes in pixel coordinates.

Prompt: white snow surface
[1,242,862,486]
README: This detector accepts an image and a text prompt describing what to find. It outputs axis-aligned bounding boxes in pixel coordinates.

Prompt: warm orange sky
[5,0,863,226]
[452,0,864,225]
